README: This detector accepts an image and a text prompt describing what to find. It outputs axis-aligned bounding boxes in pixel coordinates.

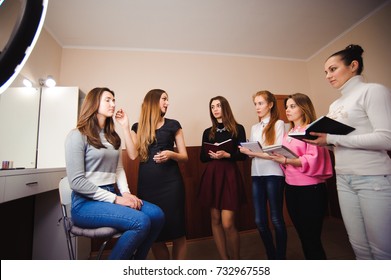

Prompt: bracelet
[284,157,287,165]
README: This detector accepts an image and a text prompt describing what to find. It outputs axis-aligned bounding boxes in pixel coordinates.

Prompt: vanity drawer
[4,173,43,202]
[3,172,61,202]
[0,177,5,203]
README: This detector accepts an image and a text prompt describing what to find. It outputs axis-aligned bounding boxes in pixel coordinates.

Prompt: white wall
[19,28,62,88]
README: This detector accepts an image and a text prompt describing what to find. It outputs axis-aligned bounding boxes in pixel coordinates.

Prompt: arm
[261,120,288,161]
[65,130,116,202]
[228,124,247,161]
[115,109,139,160]
[239,145,271,159]
[200,129,212,162]
[271,141,332,179]
[115,151,130,194]
[115,152,143,209]
[154,128,188,163]
[66,129,142,208]
[275,120,285,145]
[328,86,391,150]
[270,153,302,167]
[309,85,391,150]
[239,122,278,159]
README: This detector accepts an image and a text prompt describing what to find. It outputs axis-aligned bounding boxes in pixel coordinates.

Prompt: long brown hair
[285,93,317,130]
[208,96,239,140]
[253,90,279,146]
[77,87,121,149]
[137,89,166,162]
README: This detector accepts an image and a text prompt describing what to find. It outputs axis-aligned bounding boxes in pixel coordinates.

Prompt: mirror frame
[0,0,48,94]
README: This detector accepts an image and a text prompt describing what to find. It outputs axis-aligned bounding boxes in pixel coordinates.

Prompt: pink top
[281,129,333,186]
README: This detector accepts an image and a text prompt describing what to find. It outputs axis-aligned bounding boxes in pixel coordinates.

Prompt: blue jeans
[252,176,287,259]
[71,185,165,260]
[337,174,391,259]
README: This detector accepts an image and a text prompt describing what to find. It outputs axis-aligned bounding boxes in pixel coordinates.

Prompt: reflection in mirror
[0,87,40,168]
[0,0,21,51]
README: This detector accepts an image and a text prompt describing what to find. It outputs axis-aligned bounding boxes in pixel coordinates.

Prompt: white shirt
[250,118,285,176]
[327,75,391,175]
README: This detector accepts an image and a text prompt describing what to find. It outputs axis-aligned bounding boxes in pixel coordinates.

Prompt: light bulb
[45,76,56,87]
[22,78,33,87]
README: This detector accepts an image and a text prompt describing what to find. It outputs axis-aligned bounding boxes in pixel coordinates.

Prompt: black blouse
[200,123,247,162]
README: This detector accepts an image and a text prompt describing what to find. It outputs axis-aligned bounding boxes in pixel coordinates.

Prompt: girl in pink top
[270,93,333,259]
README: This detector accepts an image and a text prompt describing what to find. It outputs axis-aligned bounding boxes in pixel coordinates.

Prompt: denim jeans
[285,183,327,260]
[337,174,391,260]
[71,185,165,260]
[252,176,287,259]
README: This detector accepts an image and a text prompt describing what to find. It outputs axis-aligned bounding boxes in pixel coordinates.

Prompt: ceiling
[44,0,389,61]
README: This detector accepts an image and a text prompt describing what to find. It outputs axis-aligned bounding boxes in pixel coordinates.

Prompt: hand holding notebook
[203,139,234,153]
[288,116,355,141]
[240,141,298,158]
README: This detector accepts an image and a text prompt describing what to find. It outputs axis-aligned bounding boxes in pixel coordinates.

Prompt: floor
[96,217,355,260]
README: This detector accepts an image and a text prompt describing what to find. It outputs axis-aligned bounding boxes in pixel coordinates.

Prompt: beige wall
[19,29,62,87]
[307,2,391,116]
[59,50,308,146]
[21,2,390,146]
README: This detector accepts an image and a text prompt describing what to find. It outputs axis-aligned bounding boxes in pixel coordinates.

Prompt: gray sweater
[65,129,129,203]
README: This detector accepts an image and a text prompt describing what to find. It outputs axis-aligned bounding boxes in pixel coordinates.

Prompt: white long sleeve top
[327,75,391,175]
[250,118,285,176]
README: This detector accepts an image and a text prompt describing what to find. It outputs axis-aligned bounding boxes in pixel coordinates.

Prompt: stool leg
[97,239,109,259]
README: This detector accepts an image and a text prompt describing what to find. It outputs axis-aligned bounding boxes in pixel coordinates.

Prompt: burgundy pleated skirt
[198,160,246,211]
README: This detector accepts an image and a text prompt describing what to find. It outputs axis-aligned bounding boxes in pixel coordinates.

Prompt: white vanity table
[0,168,65,204]
[0,0,88,260]
[0,86,89,259]
[0,168,90,260]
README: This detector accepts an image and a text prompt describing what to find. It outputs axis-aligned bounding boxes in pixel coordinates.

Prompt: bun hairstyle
[329,44,364,75]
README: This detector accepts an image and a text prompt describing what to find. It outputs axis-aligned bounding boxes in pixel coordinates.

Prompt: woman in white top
[309,44,391,259]
[240,90,287,259]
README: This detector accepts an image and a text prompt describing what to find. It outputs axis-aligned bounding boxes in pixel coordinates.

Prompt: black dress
[199,123,247,210]
[132,118,185,241]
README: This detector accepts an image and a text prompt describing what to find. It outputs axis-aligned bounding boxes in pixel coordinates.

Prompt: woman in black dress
[199,96,247,259]
[116,89,188,259]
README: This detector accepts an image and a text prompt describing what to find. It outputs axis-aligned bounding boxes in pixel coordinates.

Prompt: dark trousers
[285,182,327,260]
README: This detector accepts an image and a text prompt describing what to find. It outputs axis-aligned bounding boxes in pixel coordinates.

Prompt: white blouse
[250,118,285,176]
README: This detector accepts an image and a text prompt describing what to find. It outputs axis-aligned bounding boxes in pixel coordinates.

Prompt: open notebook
[240,141,298,158]
[288,116,355,140]
[203,139,234,153]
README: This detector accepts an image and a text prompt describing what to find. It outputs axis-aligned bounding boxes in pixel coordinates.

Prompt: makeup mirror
[0,87,40,168]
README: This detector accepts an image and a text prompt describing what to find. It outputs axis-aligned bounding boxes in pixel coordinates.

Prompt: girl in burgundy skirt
[199,96,247,259]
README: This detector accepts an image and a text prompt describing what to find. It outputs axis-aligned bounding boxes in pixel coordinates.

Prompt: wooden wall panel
[121,146,296,240]
[92,146,339,251]
[92,94,346,251]
[275,94,289,123]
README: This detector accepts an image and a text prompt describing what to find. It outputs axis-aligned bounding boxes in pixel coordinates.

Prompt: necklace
[291,125,302,133]
[287,126,302,143]
[216,127,226,133]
